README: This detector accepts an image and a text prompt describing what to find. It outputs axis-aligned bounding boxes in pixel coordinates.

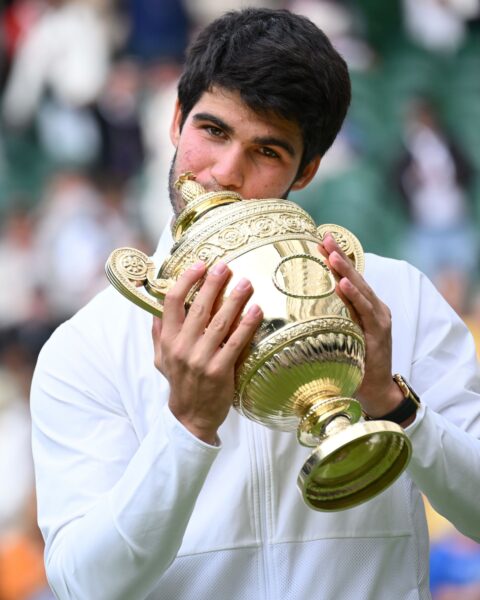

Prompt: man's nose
[210,146,245,190]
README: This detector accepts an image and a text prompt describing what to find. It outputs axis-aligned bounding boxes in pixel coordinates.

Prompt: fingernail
[235,277,251,291]
[326,233,339,247]
[247,304,262,317]
[211,261,228,275]
[190,261,206,270]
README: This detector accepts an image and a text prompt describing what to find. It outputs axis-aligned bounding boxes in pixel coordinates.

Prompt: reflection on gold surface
[106,173,411,511]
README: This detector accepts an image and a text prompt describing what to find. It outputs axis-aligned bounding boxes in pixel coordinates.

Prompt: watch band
[365,374,421,425]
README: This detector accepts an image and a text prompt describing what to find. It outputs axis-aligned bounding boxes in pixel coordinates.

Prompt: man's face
[168,86,320,216]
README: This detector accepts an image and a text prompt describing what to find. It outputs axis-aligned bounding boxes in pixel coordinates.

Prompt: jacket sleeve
[31,317,220,600]
[402,269,480,541]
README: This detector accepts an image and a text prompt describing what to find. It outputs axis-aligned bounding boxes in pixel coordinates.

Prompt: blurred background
[0,1,480,598]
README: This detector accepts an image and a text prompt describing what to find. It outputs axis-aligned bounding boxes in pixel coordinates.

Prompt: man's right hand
[152,260,263,445]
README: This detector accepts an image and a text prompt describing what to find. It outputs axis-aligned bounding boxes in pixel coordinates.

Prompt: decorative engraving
[280,213,307,233]
[120,252,149,279]
[251,216,278,238]
[105,248,166,317]
[106,174,411,512]
[217,226,249,249]
[317,223,365,274]
[236,316,365,389]
[195,243,225,264]
[160,203,319,279]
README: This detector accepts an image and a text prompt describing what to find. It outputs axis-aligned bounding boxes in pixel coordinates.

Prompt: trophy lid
[172,172,243,240]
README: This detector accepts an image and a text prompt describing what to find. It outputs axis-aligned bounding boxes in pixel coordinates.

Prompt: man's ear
[170,98,182,147]
[291,156,321,191]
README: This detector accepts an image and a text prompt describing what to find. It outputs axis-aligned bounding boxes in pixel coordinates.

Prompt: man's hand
[319,234,405,419]
[152,260,263,444]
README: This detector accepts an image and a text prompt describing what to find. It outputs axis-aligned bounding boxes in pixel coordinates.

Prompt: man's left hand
[319,234,405,419]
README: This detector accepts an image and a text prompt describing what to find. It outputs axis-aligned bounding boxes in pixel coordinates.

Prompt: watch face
[393,375,421,407]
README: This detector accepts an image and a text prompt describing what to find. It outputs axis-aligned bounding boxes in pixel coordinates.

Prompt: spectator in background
[140,59,182,243]
[2,0,114,166]
[0,208,40,329]
[93,57,145,183]
[33,169,145,320]
[393,96,478,286]
[0,363,33,537]
[2,0,112,128]
[0,0,47,89]
[183,0,283,30]
[113,0,192,242]
[121,0,191,64]
[287,0,375,72]
[0,334,54,600]
[402,0,480,53]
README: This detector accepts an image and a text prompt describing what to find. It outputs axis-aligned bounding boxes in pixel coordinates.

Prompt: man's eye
[205,126,225,137]
[259,147,280,159]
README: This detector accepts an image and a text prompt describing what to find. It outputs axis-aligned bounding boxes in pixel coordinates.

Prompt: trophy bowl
[106,173,411,511]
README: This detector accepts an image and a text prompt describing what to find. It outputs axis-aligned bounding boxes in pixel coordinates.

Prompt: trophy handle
[105,248,175,318]
[316,224,364,274]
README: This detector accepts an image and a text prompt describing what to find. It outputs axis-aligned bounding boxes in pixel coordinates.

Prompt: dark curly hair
[177,8,351,175]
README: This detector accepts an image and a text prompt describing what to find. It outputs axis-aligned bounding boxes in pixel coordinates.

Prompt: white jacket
[31,227,480,600]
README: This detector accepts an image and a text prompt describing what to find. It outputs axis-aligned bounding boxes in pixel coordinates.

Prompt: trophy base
[297,420,411,511]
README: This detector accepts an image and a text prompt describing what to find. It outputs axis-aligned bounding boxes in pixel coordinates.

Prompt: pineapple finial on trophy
[171,172,244,240]
[174,172,207,204]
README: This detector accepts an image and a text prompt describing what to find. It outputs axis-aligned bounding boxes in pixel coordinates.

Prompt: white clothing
[31,226,480,600]
[2,2,109,127]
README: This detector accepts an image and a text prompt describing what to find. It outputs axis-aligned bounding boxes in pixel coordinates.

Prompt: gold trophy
[106,173,411,511]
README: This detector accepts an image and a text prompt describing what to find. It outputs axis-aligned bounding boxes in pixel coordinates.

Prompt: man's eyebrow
[192,112,296,157]
[252,136,296,157]
[192,112,234,135]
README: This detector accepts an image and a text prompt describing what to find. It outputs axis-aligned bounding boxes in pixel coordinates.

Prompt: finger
[318,242,328,260]
[182,261,232,339]
[335,281,361,326]
[152,315,163,340]
[322,233,348,259]
[338,276,383,330]
[328,250,378,304]
[210,270,233,318]
[321,234,358,275]
[161,261,207,338]
[152,316,163,367]
[218,303,264,364]
[199,277,255,355]
[317,241,342,282]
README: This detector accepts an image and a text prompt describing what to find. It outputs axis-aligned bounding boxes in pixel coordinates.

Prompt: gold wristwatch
[366,374,421,425]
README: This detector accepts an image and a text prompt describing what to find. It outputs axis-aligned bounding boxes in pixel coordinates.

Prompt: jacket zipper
[248,421,277,599]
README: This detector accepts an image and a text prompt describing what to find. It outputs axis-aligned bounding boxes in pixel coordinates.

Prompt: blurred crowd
[0,1,480,599]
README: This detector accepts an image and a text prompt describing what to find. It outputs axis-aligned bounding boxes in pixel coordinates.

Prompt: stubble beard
[168,151,183,219]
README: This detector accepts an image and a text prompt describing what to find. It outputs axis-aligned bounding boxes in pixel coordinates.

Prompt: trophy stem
[323,414,351,437]
[294,381,362,448]
[295,382,412,511]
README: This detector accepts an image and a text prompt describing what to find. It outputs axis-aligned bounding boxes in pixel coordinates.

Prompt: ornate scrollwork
[105,248,174,317]
[216,225,250,249]
[316,224,364,274]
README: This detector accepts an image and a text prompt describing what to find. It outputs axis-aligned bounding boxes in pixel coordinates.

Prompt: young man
[31,8,480,600]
